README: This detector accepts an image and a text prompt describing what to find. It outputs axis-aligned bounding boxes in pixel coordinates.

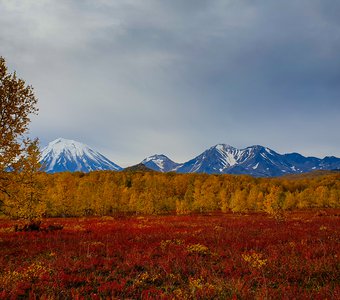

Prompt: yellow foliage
[242,251,267,269]
[186,243,210,255]
[3,169,337,218]
[189,276,215,296]
[160,239,184,251]
[0,262,51,287]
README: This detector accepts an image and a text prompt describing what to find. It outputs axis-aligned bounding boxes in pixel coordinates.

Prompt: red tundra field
[0,211,339,299]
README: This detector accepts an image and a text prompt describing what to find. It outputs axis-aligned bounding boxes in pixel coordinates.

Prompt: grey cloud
[0,0,339,166]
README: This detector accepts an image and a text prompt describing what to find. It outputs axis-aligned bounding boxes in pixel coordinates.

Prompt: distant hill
[281,169,340,179]
[122,163,155,173]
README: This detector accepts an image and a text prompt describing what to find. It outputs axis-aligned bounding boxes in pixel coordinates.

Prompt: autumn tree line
[0,56,339,222]
[8,170,336,218]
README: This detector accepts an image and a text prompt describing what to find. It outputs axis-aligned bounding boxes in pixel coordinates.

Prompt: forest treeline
[13,170,339,218]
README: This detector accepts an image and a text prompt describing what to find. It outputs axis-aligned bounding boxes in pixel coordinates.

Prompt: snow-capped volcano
[141,154,181,172]
[40,138,122,173]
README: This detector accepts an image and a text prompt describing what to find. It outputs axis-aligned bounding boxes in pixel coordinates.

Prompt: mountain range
[40,138,340,177]
[143,144,340,177]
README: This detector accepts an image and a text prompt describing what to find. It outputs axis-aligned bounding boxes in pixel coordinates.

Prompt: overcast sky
[1,0,339,166]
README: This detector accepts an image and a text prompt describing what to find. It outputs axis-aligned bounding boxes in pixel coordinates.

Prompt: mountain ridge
[40,138,339,177]
[141,144,340,177]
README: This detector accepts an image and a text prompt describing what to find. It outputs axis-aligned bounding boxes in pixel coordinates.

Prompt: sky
[1,0,339,167]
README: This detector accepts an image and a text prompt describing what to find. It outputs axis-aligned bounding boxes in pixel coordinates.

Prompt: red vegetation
[0,210,339,299]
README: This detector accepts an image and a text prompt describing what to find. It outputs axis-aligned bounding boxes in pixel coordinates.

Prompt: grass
[0,210,339,299]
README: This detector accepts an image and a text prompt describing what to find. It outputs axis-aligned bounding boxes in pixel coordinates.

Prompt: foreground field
[0,211,339,299]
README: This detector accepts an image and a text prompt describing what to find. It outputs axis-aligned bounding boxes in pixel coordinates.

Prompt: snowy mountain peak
[143,154,169,163]
[49,137,81,147]
[40,138,122,173]
[177,143,245,174]
[141,154,181,172]
[213,144,235,151]
[42,138,90,158]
